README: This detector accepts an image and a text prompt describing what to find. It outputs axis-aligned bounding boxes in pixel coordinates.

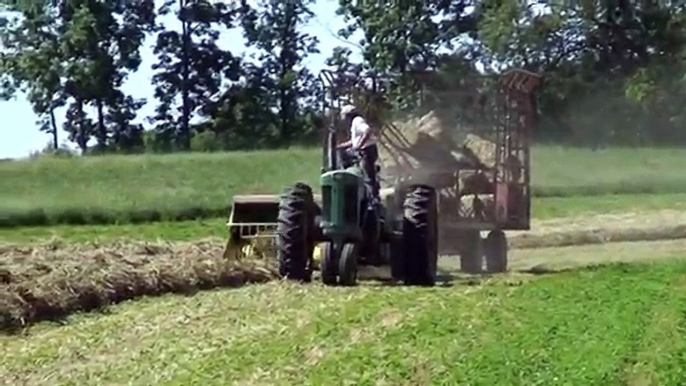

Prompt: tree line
[1,0,685,155]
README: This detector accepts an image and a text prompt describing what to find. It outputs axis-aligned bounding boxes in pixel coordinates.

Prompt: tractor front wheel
[338,243,359,286]
[320,242,338,285]
[401,185,439,286]
[320,242,359,286]
[277,183,315,282]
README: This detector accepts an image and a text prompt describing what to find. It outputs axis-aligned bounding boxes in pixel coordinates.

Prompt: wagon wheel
[484,230,508,273]
[459,230,482,274]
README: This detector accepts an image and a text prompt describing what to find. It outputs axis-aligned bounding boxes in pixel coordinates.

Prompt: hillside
[2,145,686,227]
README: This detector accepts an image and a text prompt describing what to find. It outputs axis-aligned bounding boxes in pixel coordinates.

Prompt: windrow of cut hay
[509,224,686,249]
[0,241,278,333]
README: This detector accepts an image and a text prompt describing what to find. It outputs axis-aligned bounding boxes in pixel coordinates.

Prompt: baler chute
[224,194,324,259]
[223,195,279,259]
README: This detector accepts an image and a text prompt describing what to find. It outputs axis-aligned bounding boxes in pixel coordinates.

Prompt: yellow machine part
[223,193,324,262]
[223,194,281,260]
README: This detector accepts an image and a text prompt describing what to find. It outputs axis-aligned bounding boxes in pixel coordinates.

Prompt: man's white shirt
[350,116,377,149]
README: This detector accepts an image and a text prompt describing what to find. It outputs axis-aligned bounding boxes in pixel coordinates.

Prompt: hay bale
[462,133,496,169]
[378,111,444,174]
[378,111,499,187]
[458,170,494,195]
[378,111,473,187]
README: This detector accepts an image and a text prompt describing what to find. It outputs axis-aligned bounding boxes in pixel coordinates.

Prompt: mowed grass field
[4,254,686,385]
[3,146,686,384]
[2,145,686,227]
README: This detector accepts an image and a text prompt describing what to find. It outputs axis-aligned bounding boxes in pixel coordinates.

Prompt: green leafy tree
[150,0,242,151]
[241,0,320,145]
[200,62,280,150]
[0,0,156,153]
[0,3,66,149]
[59,0,156,152]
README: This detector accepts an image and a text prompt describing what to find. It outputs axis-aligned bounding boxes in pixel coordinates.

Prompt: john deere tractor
[225,69,438,286]
[274,124,438,286]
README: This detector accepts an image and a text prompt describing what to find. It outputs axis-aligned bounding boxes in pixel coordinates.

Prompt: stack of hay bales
[377,110,448,179]
[377,110,500,222]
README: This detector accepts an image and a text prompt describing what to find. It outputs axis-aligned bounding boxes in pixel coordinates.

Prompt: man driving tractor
[336,104,381,204]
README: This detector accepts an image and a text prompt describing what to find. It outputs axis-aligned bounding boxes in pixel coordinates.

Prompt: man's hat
[340,104,358,118]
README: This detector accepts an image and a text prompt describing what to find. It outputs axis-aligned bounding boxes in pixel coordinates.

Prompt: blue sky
[0,0,363,159]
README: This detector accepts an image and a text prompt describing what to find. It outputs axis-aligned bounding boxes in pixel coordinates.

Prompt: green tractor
[275,126,439,286]
[224,71,438,286]
[225,69,439,286]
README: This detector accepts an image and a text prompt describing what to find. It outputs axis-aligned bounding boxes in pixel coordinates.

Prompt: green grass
[531,145,686,195]
[4,258,686,385]
[2,192,685,245]
[2,145,686,227]
[0,148,319,227]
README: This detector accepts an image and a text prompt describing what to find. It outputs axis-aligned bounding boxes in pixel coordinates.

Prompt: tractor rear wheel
[277,182,315,282]
[401,185,439,286]
[484,229,508,273]
[459,230,482,274]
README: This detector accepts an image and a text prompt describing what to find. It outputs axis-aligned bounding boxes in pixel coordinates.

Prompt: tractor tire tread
[277,183,314,281]
[402,185,438,286]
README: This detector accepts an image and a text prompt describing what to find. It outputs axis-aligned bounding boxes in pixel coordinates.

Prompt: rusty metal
[493,69,542,230]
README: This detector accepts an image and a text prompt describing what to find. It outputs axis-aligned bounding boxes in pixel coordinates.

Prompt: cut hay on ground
[438,210,686,254]
[509,209,686,249]
[4,211,686,332]
[0,240,278,333]
[508,224,686,249]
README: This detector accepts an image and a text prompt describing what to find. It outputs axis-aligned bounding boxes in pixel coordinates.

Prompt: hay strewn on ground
[0,240,278,332]
[509,209,686,249]
[438,209,686,254]
[3,210,686,332]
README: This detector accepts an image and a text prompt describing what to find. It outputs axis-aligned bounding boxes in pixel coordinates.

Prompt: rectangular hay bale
[462,133,496,169]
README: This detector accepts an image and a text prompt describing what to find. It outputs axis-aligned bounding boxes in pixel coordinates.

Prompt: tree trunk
[49,107,58,150]
[278,1,296,143]
[180,0,191,150]
[96,98,106,149]
[77,101,89,154]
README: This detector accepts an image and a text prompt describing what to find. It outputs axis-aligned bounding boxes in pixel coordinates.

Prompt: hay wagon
[318,67,542,273]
